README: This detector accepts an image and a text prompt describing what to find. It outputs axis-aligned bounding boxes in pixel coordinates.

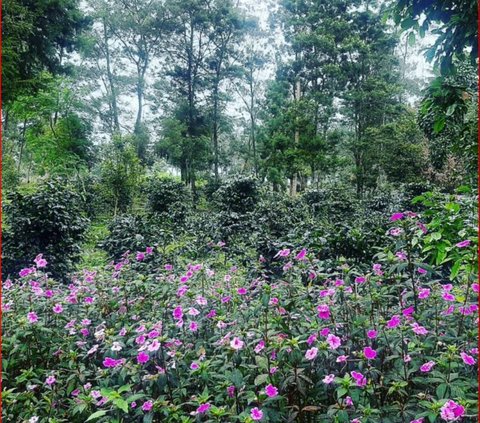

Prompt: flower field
[2,210,478,423]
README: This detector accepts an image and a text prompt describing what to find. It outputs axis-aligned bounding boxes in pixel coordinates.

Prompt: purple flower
[264,384,278,397]
[350,371,366,387]
[27,312,38,324]
[440,400,465,421]
[363,347,377,360]
[19,267,35,277]
[230,337,244,350]
[455,240,471,248]
[305,347,318,360]
[420,361,435,372]
[295,248,307,260]
[326,334,341,350]
[367,330,377,339]
[196,403,211,414]
[251,407,263,421]
[386,315,401,329]
[317,304,330,319]
[45,375,56,385]
[52,304,63,314]
[137,351,149,364]
[34,254,48,268]
[322,374,335,384]
[460,352,476,365]
[142,400,153,412]
[227,385,235,398]
[136,252,145,261]
[417,267,427,275]
[390,212,404,221]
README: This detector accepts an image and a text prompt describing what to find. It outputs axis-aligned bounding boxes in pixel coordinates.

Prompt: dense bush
[2,206,477,422]
[145,177,191,219]
[2,179,89,280]
[213,176,260,214]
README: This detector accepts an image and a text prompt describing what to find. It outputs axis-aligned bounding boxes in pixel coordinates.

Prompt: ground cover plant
[2,199,478,422]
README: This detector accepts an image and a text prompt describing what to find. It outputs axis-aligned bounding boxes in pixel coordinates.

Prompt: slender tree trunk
[213,77,220,181]
[103,18,120,133]
[290,78,301,196]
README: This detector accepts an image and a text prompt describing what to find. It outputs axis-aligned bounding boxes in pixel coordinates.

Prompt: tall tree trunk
[290,78,301,197]
[213,77,220,181]
[103,18,120,133]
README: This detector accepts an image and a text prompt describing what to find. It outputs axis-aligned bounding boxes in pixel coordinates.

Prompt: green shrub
[2,179,89,280]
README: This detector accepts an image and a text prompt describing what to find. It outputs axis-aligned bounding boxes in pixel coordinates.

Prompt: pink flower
[386,315,401,329]
[418,288,430,299]
[136,252,145,261]
[367,330,377,339]
[411,323,428,335]
[295,249,307,260]
[307,334,317,345]
[254,340,265,353]
[190,362,199,370]
[227,385,235,398]
[237,287,247,295]
[265,384,278,397]
[372,263,383,276]
[19,267,35,277]
[250,407,263,421]
[52,303,63,314]
[173,306,183,320]
[363,347,377,360]
[137,351,149,364]
[389,227,403,236]
[230,337,244,350]
[390,212,404,221]
[142,400,153,412]
[326,334,341,350]
[410,419,424,423]
[34,254,48,268]
[317,304,330,319]
[455,240,471,248]
[196,403,211,414]
[320,328,330,336]
[344,396,353,407]
[396,251,407,261]
[45,375,56,385]
[402,306,414,316]
[336,355,348,363]
[189,321,198,332]
[442,292,455,301]
[305,347,318,360]
[275,248,290,258]
[460,352,476,365]
[103,357,122,368]
[420,361,435,372]
[164,264,173,271]
[350,371,366,387]
[417,268,427,275]
[354,276,366,284]
[322,374,335,384]
[440,400,465,421]
[27,312,38,324]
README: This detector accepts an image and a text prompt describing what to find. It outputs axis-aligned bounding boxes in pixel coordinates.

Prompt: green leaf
[436,383,448,399]
[407,32,416,46]
[337,387,348,399]
[113,398,129,413]
[254,374,269,386]
[85,410,108,422]
[450,259,462,280]
[433,117,445,133]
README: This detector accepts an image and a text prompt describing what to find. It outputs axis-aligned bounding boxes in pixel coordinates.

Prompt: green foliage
[2,179,89,280]
[146,176,191,219]
[2,0,88,104]
[98,136,144,214]
[392,0,478,75]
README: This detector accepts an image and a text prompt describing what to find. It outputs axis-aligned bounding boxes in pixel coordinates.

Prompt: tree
[2,0,88,106]
[341,9,403,196]
[392,0,478,75]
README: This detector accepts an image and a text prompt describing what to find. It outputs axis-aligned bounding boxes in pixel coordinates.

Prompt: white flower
[111,342,122,351]
[28,417,39,423]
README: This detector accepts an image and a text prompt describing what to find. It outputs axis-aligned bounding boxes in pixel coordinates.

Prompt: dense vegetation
[2,0,478,422]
